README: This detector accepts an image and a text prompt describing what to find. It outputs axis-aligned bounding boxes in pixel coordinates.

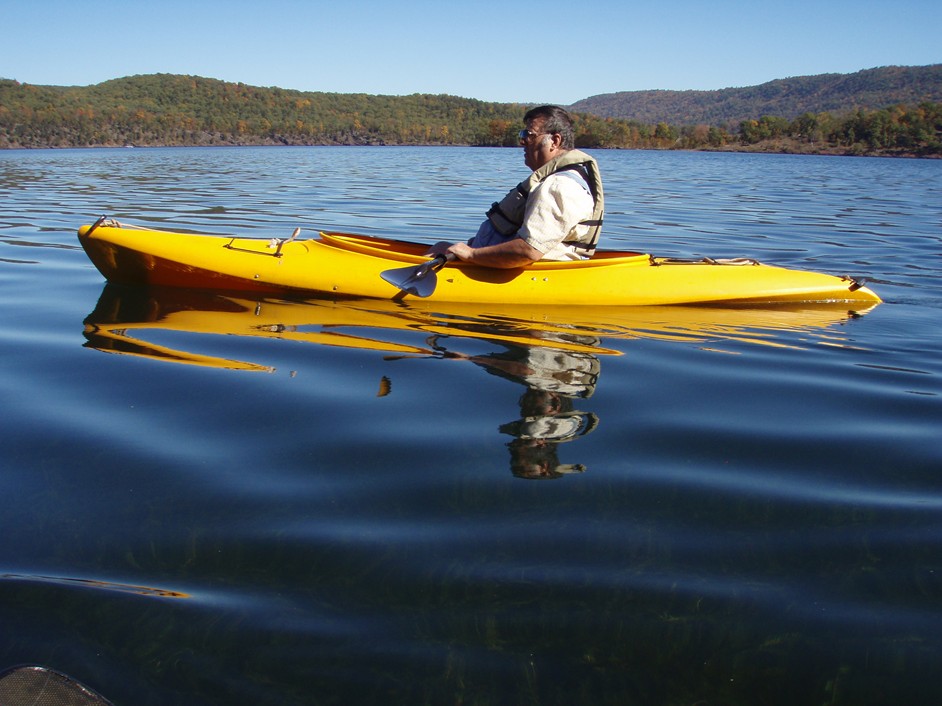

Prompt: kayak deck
[77,220,881,306]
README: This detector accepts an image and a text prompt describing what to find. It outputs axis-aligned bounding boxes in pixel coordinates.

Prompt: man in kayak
[427,105,604,268]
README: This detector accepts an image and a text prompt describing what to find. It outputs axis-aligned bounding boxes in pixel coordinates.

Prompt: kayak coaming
[318,230,652,268]
[77,221,882,306]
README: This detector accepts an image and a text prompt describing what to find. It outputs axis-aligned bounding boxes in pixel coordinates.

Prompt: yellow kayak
[77,218,881,306]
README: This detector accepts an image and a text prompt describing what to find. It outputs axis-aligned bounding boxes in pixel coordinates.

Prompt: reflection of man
[502,388,599,480]
[502,388,599,441]
[427,105,604,269]
[507,439,578,480]
[442,329,601,479]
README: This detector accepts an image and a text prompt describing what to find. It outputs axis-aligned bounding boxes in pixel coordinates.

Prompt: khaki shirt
[519,172,596,261]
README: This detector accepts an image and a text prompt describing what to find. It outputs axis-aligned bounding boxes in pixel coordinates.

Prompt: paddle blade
[380,254,451,298]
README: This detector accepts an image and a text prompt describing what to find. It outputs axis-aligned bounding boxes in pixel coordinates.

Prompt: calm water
[1,146,940,706]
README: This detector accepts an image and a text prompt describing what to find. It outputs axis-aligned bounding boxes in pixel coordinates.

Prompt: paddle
[0,665,113,706]
[380,253,455,298]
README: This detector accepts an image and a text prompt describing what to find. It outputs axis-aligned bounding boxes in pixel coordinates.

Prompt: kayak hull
[77,221,881,306]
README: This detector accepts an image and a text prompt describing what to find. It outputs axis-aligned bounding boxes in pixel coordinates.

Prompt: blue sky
[3,0,939,105]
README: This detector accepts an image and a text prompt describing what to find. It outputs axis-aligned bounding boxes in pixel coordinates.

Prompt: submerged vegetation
[1,74,939,156]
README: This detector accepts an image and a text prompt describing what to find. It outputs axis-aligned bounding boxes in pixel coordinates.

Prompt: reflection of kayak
[82,286,621,372]
[77,219,881,306]
[83,285,879,371]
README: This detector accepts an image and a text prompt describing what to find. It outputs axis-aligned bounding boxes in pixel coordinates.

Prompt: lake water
[0,146,940,706]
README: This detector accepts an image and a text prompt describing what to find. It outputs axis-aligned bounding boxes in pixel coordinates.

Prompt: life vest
[485,149,605,256]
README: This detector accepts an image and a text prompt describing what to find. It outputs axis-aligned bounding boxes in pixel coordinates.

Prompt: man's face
[521,117,557,171]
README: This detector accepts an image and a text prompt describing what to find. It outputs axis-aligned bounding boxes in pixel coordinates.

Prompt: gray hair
[524,105,575,149]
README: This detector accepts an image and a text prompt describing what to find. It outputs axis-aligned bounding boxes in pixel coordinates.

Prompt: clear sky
[3,0,939,105]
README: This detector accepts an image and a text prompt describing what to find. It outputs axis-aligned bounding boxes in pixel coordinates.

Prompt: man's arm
[450,237,543,268]
[429,237,543,269]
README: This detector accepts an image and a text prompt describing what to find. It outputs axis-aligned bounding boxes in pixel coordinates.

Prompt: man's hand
[425,241,455,257]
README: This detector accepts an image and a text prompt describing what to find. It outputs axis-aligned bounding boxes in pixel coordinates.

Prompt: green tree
[654,122,676,143]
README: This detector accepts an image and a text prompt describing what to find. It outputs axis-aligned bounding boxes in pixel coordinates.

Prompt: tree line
[581,103,942,156]
[1,74,939,156]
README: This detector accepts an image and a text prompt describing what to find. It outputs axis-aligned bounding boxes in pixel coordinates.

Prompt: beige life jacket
[485,149,605,255]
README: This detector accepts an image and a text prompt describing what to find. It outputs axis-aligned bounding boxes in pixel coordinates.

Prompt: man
[428,105,604,269]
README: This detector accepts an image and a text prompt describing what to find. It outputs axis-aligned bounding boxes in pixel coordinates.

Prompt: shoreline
[2,140,935,159]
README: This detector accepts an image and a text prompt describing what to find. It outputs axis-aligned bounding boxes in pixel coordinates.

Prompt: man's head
[520,105,576,170]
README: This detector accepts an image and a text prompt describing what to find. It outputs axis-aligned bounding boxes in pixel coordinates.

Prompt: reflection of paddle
[380,253,455,298]
[0,665,113,705]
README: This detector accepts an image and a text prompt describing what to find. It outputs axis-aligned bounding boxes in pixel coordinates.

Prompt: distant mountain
[569,65,942,126]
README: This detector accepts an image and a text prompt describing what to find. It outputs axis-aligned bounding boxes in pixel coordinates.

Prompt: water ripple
[1,146,941,706]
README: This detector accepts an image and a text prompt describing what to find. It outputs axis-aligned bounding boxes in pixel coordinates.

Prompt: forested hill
[569,65,942,126]
[1,71,940,155]
[0,74,529,148]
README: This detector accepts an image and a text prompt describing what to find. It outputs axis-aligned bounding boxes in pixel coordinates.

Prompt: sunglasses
[519,129,551,140]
